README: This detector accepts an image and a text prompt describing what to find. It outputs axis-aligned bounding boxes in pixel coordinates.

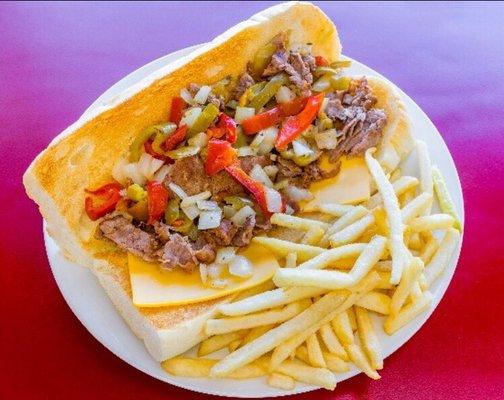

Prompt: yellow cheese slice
[129,242,279,307]
[301,156,370,211]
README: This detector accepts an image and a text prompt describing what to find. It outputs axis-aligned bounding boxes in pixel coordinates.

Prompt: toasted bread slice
[23,2,343,361]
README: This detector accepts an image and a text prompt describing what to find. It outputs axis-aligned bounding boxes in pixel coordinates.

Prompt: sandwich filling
[86,33,387,276]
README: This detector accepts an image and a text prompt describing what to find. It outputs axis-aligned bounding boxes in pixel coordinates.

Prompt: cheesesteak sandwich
[23,2,412,362]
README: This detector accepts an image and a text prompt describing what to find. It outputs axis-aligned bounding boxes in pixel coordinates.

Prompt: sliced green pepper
[167,145,200,160]
[150,123,177,155]
[251,42,277,77]
[127,199,148,222]
[330,60,352,69]
[239,81,266,107]
[311,75,333,93]
[127,184,147,202]
[330,76,350,91]
[189,103,220,136]
[171,214,196,237]
[212,76,231,101]
[223,196,252,210]
[280,149,321,166]
[129,128,155,162]
[248,75,288,111]
[314,66,339,77]
[164,198,180,224]
[232,129,249,149]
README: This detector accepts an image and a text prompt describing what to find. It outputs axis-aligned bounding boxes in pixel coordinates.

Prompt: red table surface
[1,1,503,399]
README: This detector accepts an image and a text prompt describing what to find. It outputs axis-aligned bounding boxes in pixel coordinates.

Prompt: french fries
[331,310,354,345]
[424,228,460,286]
[273,359,336,390]
[302,226,325,245]
[252,237,325,261]
[344,343,380,380]
[271,213,330,231]
[319,323,348,360]
[365,148,410,284]
[198,331,247,356]
[307,333,326,368]
[390,258,424,315]
[206,300,310,335]
[320,206,369,246]
[366,175,419,209]
[384,291,433,335]
[355,291,391,315]
[162,357,266,379]
[268,373,296,390]
[401,192,433,223]
[329,214,376,247]
[296,346,349,373]
[312,203,355,217]
[416,140,433,215]
[355,306,383,370]
[285,252,297,268]
[432,166,462,231]
[409,214,455,233]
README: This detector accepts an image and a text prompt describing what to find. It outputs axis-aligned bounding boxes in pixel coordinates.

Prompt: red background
[1,2,503,399]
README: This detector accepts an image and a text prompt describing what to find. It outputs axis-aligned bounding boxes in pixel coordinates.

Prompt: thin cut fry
[376,271,393,289]
[409,214,455,233]
[366,175,419,209]
[206,300,309,335]
[401,192,433,223]
[163,358,266,379]
[355,306,383,370]
[416,140,433,215]
[347,307,357,331]
[313,203,355,217]
[330,214,376,247]
[302,226,325,245]
[320,206,369,246]
[268,373,296,390]
[355,291,391,315]
[331,310,354,345]
[390,257,424,315]
[229,339,242,352]
[274,360,336,390]
[420,236,439,264]
[319,323,348,360]
[384,291,433,334]
[307,333,326,367]
[271,213,330,231]
[296,346,349,373]
[344,343,381,380]
[198,331,246,356]
[219,286,326,317]
[432,166,462,231]
[252,237,325,261]
[424,228,460,286]
[365,148,410,284]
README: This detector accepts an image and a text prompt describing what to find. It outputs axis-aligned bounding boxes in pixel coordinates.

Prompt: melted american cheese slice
[301,156,370,211]
[129,242,279,307]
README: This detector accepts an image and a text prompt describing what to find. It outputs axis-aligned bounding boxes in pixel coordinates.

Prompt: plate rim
[44,43,465,398]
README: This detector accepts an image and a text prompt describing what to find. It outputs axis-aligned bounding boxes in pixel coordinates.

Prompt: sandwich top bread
[23,2,412,362]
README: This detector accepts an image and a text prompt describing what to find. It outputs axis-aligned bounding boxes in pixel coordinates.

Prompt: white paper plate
[44,44,464,397]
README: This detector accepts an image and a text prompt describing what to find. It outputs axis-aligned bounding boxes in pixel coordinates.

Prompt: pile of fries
[162,141,462,391]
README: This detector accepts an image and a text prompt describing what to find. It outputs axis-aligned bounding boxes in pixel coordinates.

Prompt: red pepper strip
[165,124,188,151]
[225,163,270,217]
[169,96,186,125]
[144,140,169,162]
[147,181,169,224]
[315,55,329,67]
[241,97,307,135]
[205,139,237,176]
[275,93,325,151]
[207,113,237,143]
[84,182,122,221]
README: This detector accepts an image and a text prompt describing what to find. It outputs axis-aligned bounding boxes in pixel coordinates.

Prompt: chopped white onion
[230,205,256,227]
[292,138,315,157]
[285,204,295,215]
[263,165,279,179]
[250,130,266,150]
[122,163,145,186]
[199,263,208,285]
[215,247,237,265]
[112,157,129,185]
[237,146,256,157]
[197,200,219,210]
[210,279,229,289]
[265,187,283,213]
[318,97,329,118]
[285,185,314,202]
[235,106,255,123]
[276,85,295,104]
[168,182,188,199]
[207,263,225,279]
[223,205,237,219]
[314,128,338,150]
[153,165,171,182]
[198,209,222,230]
[188,132,208,148]
[250,164,274,188]
[181,204,199,220]
[180,191,212,208]
[193,85,212,104]
[137,153,164,180]
[257,127,278,155]
[180,107,202,129]
[228,255,253,278]
[180,88,195,105]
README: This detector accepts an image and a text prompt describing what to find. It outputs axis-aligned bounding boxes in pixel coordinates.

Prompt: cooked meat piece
[201,219,238,247]
[153,221,171,243]
[156,233,198,273]
[232,215,256,247]
[276,157,302,181]
[234,72,255,100]
[300,163,324,187]
[239,155,272,174]
[99,215,160,262]
[262,50,314,96]
[165,156,209,196]
[187,83,201,97]
[347,109,387,156]
[209,170,244,201]
[191,237,216,264]
[207,93,225,110]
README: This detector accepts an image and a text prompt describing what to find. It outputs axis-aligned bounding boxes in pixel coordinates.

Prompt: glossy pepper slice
[165,124,188,151]
[241,97,307,135]
[169,96,186,125]
[275,93,324,151]
[189,103,220,136]
[315,55,329,67]
[225,163,270,217]
[207,113,237,143]
[205,139,237,176]
[146,181,169,224]
[84,182,122,221]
